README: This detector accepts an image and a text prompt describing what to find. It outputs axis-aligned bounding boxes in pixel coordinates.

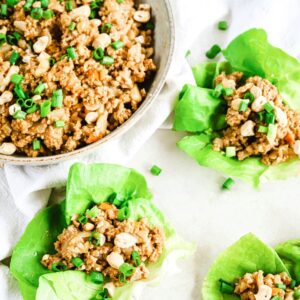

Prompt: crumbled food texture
[234,271,298,300]
[41,202,164,286]
[213,72,300,165]
[0,0,156,157]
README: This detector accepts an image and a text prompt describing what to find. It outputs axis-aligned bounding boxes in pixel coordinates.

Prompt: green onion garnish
[86,206,99,218]
[34,83,46,95]
[14,85,26,99]
[131,251,141,267]
[66,47,76,59]
[257,111,265,122]
[40,100,52,117]
[13,110,26,120]
[69,21,76,30]
[219,279,234,294]
[49,57,56,66]
[266,112,275,124]
[150,165,162,176]
[55,120,65,128]
[24,98,34,108]
[93,47,104,61]
[275,283,286,290]
[101,23,112,33]
[222,178,235,190]
[205,44,222,59]
[145,21,154,30]
[101,56,114,65]
[52,262,67,272]
[119,263,135,283]
[9,51,20,65]
[23,0,34,11]
[32,139,41,150]
[111,40,124,50]
[6,0,19,8]
[213,84,224,98]
[0,33,6,47]
[26,104,39,114]
[116,0,124,3]
[218,21,228,31]
[271,296,282,300]
[117,206,129,221]
[258,125,268,133]
[267,124,277,141]
[239,100,249,112]
[89,231,103,246]
[65,0,72,11]
[90,272,104,284]
[51,89,63,107]
[223,88,233,96]
[30,7,43,20]
[264,102,274,113]
[10,73,23,85]
[78,215,88,224]
[294,289,300,298]
[243,92,255,103]
[1,4,7,16]
[41,0,49,8]
[43,9,54,20]
[71,257,83,268]
[290,280,297,289]
[225,147,236,158]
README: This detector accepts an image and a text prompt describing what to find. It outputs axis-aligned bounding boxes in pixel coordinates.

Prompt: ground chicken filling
[212,72,300,165]
[0,0,156,157]
[231,271,300,300]
[41,202,164,296]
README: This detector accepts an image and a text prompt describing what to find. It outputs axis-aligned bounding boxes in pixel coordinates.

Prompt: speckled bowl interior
[0,0,175,165]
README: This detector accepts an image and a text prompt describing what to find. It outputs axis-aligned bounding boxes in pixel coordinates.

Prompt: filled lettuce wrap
[174,29,300,187]
[202,233,300,300]
[10,163,195,300]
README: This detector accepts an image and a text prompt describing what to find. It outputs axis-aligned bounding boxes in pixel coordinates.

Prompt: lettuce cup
[174,29,300,187]
[203,233,300,300]
[10,163,194,300]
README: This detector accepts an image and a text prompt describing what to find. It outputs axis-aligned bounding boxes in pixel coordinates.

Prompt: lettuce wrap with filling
[10,163,195,300]
[174,28,300,187]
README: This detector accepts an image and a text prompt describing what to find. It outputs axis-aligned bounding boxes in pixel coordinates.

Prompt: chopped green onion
[23,0,34,11]
[10,73,23,85]
[101,23,112,33]
[66,47,76,59]
[52,262,67,272]
[264,102,274,113]
[69,21,76,30]
[24,98,34,108]
[13,110,26,120]
[49,57,56,66]
[150,165,162,176]
[213,84,224,98]
[0,33,6,46]
[89,231,104,246]
[145,21,154,30]
[9,51,20,65]
[71,257,83,268]
[1,4,7,16]
[16,98,25,107]
[223,88,234,96]
[222,178,235,190]
[258,125,268,133]
[55,120,65,128]
[43,9,54,20]
[111,40,124,50]
[257,111,265,122]
[14,85,26,99]
[41,0,49,8]
[30,7,43,19]
[267,124,277,141]
[119,263,135,283]
[26,104,39,114]
[34,83,46,95]
[239,100,249,112]
[90,0,102,9]
[78,215,88,224]
[290,280,297,289]
[65,0,72,11]
[89,9,97,19]
[51,89,63,107]
[218,21,228,31]
[116,0,124,3]
[219,279,234,294]
[117,206,129,221]
[271,296,281,300]
[101,56,114,65]
[107,192,126,207]
[40,100,51,117]
[86,206,99,218]
[32,139,41,150]
[93,47,104,61]
[6,0,19,8]
[275,283,286,290]
[131,251,141,267]
[243,92,255,103]
[225,147,236,158]
[265,112,275,124]
[205,44,222,59]
[294,289,300,298]
[90,271,104,284]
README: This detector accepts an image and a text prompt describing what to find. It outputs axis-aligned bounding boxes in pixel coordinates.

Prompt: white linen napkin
[2,0,300,299]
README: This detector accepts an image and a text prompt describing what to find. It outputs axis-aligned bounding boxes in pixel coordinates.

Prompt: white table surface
[128,128,300,300]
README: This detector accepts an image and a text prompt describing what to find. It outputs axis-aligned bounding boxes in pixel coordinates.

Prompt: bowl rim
[0,0,175,166]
